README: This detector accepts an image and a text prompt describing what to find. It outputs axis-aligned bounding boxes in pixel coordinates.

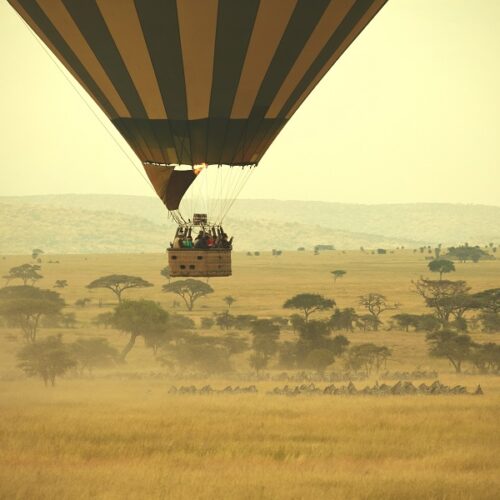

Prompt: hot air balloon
[8,0,388,276]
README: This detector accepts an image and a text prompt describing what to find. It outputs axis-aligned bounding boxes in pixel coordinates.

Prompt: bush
[169,314,196,331]
[75,298,91,307]
[161,337,232,374]
[200,317,214,329]
[215,312,236,330]
[93,312,115,329]
[234,314,258,330]
[71,338,118,374]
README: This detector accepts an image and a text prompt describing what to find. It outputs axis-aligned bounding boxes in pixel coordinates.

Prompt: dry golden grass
[1,379,500,500]
[1,250,500,499]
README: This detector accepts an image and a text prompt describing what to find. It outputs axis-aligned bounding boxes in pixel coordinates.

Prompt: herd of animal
[167,380,484,396]
[268,380,484,396]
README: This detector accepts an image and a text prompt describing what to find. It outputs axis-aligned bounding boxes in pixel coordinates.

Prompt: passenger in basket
[183,234,193,248]
[194,231,208,249]
[173,228,184,249]
[207,232,215,248]
[219,233,232,249]
[208,227,217,247]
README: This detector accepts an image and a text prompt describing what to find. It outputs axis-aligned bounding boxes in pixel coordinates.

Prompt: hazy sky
[0,0,499,205]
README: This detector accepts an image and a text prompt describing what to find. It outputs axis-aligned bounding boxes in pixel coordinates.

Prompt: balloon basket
[168,248,232,277]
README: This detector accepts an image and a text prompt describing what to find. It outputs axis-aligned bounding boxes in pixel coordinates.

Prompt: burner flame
[193,163,207,176]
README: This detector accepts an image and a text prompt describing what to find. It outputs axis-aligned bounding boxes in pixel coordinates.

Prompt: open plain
[1,250,499,499]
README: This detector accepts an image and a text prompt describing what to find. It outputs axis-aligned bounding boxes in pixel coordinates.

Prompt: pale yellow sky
[0,0,499,205]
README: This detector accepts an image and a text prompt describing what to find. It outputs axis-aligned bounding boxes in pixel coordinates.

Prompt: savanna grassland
[1,250,500,499]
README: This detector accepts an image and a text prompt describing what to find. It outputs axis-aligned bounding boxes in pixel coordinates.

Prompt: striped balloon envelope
[8,0,387,221]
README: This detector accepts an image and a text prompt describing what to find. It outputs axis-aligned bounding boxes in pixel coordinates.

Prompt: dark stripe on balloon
[209,0,260,118]
[62,0,147,118]
[279,0,381,118]
[112,121,146,161]
[16,0,118,118]
[150,120,177,164]
[124,118,157,161]
[243,0,329,161]
[135,0,188,122]
[208,0,259,164]
[250,0,329,119]
[142,121,169,165]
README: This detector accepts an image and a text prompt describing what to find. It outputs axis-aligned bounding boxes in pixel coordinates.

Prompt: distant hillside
[0,195,499,254]
[231,200,500,244]
[0,202,167,254]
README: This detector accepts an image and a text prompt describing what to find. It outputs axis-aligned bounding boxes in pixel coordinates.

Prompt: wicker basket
[168,248,232,277]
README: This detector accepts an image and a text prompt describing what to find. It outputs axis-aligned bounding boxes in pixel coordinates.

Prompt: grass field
[1,250,499,499]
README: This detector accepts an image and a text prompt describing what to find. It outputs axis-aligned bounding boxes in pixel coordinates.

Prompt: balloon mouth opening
[143,161,258,169]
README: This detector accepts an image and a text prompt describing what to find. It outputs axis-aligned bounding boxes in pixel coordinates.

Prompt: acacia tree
[428,259,455,280]
[250,319,280,367]
[160,266,171,283]
[3,264,43,286]
[17,335,75,386]
[249,352,268,374]
[87,275,153,303]
[162,279,214,311]
[358,293,398,331]
[472,288,500,332]
[414,279,473,326]
[345,343,391,375]
[295,319,349,365]
[71,338,118,374]
[330,308,358,332]
[471,288,500,314]
[356,314,381,332]
[223,295,236,310]
[445,246,488,263]
[112,300,170,360]
[391,313,420,332]
[54,280,68,289]
[0,286,65,343]
[469,343,500,374]
[283,293,335,323]
[331,270,346,286]
[426,329,475,373]
[298,320,329,347]
[32,249,44,260]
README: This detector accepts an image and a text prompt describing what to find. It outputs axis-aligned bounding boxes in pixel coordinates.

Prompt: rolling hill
[0,195,498,254]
